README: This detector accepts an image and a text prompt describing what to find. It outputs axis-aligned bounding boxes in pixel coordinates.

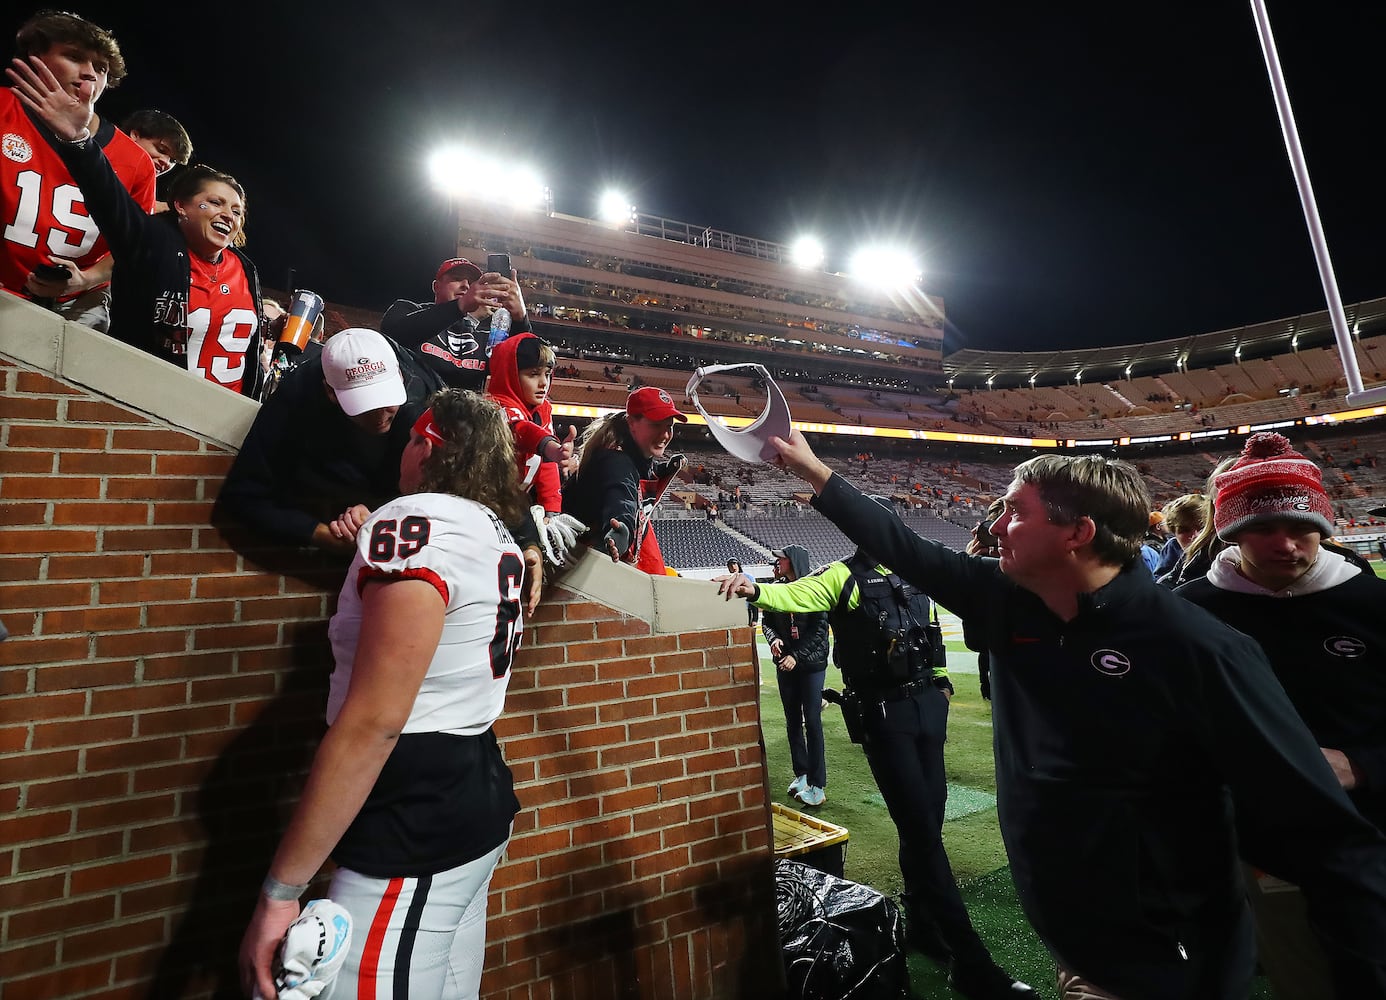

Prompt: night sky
[20,3,1386,354]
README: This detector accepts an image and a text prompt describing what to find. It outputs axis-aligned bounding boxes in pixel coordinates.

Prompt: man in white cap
[218,328,443,551]
[1177,432,1386,998]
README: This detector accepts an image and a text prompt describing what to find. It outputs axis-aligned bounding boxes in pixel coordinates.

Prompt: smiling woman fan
[7,55,264,397]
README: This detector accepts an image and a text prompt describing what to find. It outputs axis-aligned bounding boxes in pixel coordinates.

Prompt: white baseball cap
[321,329,406,416]
[685,363,793,463]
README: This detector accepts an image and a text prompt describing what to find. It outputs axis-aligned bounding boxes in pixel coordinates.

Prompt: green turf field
[756,613,1281,999]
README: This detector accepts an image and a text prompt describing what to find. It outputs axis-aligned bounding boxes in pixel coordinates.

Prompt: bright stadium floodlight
[848,245,921,289]
[428,145,548,210]
[598,190,634,224]
[789,236,825,269]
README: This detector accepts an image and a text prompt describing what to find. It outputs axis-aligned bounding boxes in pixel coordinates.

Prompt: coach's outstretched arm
[768,432,993,623]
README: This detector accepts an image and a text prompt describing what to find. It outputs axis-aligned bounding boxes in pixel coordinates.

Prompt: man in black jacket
[757,429,1386,1000]
[760,545,831,808]
[381,257,532,391]
[218,328,442,551]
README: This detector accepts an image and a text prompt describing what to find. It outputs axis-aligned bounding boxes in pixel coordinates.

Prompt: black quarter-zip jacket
[813,473,1386,999]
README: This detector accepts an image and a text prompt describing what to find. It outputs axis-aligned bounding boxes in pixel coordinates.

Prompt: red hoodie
[485,333,562,512]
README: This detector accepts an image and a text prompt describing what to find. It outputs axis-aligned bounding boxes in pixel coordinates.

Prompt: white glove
[272,899,352,1000]
[532,505,586,567]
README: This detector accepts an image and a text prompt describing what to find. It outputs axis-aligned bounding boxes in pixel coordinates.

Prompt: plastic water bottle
[487,307,511,353]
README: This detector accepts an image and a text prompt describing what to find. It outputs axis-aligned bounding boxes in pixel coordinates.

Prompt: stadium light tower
[789,236,825,270]
[599,190,635,226]
[848,245,921,290]
[427,145,551,213]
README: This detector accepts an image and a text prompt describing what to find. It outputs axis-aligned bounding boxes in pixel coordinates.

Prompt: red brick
[627,716,683,741]
[600,786,661,814]
[88,682,186,714]
[34,659,137,693]
[41,605,142,634]
[626,673,680,697]
[0,809,73,845]
[0,872,65,910]
[154,453,234,476]
[144,599,234,628]
[70,853,172,894]
[92,630,187,658]
[98,578,191,604]
[17,831,123,873]
[6,424,108,450]
[680,629,733,650]
[148,550,239,576]
[566,724,627,751]
[150,501,216,524]
[192,622,280,649]
[565,639,624,661]
[599,741,657,767]
[101,527,195,552]
[64,398,141,424]
[596,698,654,722]
[136,703,232,736]
[194,575,283,598]
[84,736,182,772]
[656,691,710,713]
[527,621,595,646]
[1,502,48,525]
[13,371,80,394]
[0,452,57,479]
[24,772,130,809]
[0,528,97,554]
[109,428,199,452]
[623,635,679,655]
[51,502,150,526]
[104,477,200,500]
[0,722,27,749]
[632,803,690,833]
[140,649,235,680]
[0,556,43,582]
[0,394,60,421]
[506,827,573,859]
[32,715,133,749]
[629,759,685,786]
[62,916,166,962]
[565,681,625,706]
[76,793,176,832]
[188,672,277,702]
[131,758,214,794]
[57,451,153,475]
[3,958,115,999]
[0,689,84,720]
[0,939,57,981]
[1,610,36,638]
[0,636,90,667]
[46,553,145,580]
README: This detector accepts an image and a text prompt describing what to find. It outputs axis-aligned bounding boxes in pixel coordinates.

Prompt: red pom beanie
[1213,433,1335,541]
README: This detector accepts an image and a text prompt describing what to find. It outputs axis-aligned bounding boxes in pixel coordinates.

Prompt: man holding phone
[381,253,530,391]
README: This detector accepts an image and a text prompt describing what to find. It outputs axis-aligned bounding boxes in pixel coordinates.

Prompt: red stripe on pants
[359,877,404,997]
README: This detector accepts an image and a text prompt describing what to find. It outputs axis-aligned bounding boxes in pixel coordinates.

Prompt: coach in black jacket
[765,429,1386,1000]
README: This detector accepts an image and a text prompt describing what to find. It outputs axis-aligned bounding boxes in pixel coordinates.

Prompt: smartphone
[486,252,512,276]
[33,261,72,282]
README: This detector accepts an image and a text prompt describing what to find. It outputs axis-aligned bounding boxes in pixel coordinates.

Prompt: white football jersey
[327,493,524,735]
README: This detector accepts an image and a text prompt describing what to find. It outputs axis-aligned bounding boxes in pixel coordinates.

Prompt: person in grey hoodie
[760,545,831,806]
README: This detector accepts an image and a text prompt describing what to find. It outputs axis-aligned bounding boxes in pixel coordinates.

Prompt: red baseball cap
[433,257,482,284]
[626,386,688,423]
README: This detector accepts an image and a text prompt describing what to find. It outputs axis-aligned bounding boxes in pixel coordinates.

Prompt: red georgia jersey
[0,89,156,295]
[186,251,257,394]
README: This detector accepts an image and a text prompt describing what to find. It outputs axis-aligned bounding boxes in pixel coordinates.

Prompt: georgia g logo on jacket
[1090,648,1132,677]
[1324,636,1367,658]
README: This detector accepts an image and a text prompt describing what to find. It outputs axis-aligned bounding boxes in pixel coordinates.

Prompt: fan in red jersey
[7,53,263,397]
[0,11,154,318]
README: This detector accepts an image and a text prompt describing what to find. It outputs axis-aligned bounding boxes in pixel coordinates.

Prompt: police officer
[718,501,1032,1000]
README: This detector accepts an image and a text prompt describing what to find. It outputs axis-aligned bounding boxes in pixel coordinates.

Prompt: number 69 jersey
[327,493,524,736]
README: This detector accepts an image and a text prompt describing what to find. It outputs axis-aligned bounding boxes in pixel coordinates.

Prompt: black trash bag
[776,858,908,1000]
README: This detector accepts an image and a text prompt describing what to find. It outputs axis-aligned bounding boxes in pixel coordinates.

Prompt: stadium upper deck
[451,201,947,383]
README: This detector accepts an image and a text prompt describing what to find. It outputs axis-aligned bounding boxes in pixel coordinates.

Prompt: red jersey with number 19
[326,492,525,736]
[186,250,257,394]
[0,89,155,296]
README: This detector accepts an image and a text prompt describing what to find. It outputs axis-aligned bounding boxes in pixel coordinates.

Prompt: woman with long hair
[8,56,263,396]
[562,386,689,575]
[239,389,528,1000]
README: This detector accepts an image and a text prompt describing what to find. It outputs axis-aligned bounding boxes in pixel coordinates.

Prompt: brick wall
[0,298,780,999]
